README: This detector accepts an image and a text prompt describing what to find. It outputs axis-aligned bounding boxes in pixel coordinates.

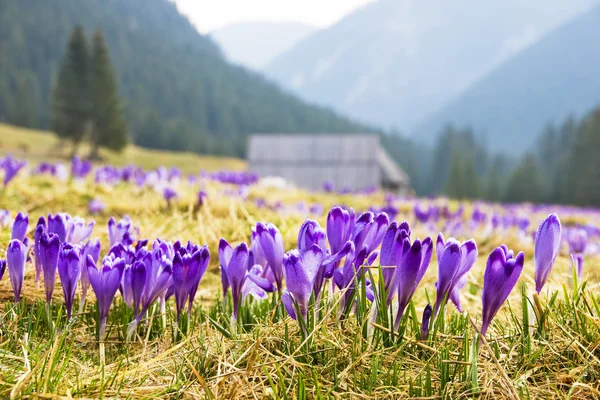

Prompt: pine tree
[89,30,127,158]
[51,26,91,155]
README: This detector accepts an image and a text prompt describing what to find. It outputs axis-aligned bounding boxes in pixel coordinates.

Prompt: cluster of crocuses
[1,207,564,340]
[1,212,211,340]
[216,207,563,338]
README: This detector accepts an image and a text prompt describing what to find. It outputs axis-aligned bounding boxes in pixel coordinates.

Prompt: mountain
[211,21,316,69]
[0,0,373,157]
[416,5,600,153]
[265,0,598,131]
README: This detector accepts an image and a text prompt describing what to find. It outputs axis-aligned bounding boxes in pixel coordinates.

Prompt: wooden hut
[247,134,410,191]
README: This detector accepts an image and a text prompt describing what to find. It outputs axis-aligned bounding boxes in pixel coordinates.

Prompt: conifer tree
[89,30,127,158]
[51,26,90,155]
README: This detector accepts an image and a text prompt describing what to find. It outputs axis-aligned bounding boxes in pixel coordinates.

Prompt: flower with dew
[481,246,525,335]
[40,232,60,305]
[57,243,82,320]
[87,255,125,339]
[434,234,478,316]
[6,239,27,302]
[534,214,561,294]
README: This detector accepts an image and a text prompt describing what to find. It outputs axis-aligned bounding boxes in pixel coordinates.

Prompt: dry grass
[0,161,599,399]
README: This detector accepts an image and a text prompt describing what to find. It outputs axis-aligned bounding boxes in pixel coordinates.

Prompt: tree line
[51,26,127,158]
[428,108,600,207]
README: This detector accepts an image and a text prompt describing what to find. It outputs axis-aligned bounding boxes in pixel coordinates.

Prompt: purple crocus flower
[163,187,178,206]
[420,304,433,340]
[11,212,28,242]
[281,245,324,322]
[379,221,411,294]
[6,239,27,302]
[2,157,26,186]
[197,190,207,208]
[80,238,101,309]
[481,246,525,336]
[218,240,249,321]
[57,244,82,320]
[433,234,478,316]
[0,259,6,280]
[394,237,433,330]
[67,217,95,243]
[39,232,60,305]
[131,260,147,315]
[34,217,47,285]
[89,198,105,214]
[0,210,11,228]
[254,222,285,291]
[327,207,355,256]
[568,228,587,255]
[87,255,125,339]
[172,245,210,321]
[48,213,68,242]
[534,214,562,294]
[108,217,132,247]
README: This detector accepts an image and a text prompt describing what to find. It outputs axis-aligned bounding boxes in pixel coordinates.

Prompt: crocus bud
[40,232,60,304]
[7,239,27,302]
[11,212,29,242]
[87,255,125,339]
[420,304,433,340]
[534,214,561,294]
[57,244,82,320]
[481,246,524,335]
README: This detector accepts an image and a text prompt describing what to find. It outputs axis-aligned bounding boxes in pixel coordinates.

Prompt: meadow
[0,143,599,399]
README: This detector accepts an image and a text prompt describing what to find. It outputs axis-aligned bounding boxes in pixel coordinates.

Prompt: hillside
[211,21,316,69]
[415,5,600,152]
[0,0,373,158]
[264,0,598,130]
[0,123,245,174]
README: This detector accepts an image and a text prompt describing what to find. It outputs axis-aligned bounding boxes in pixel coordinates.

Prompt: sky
[175,0,375,33]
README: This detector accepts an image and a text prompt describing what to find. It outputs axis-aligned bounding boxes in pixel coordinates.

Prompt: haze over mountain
[416,4,600,153]
[265,0,599,131]
[211,21,316,69]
